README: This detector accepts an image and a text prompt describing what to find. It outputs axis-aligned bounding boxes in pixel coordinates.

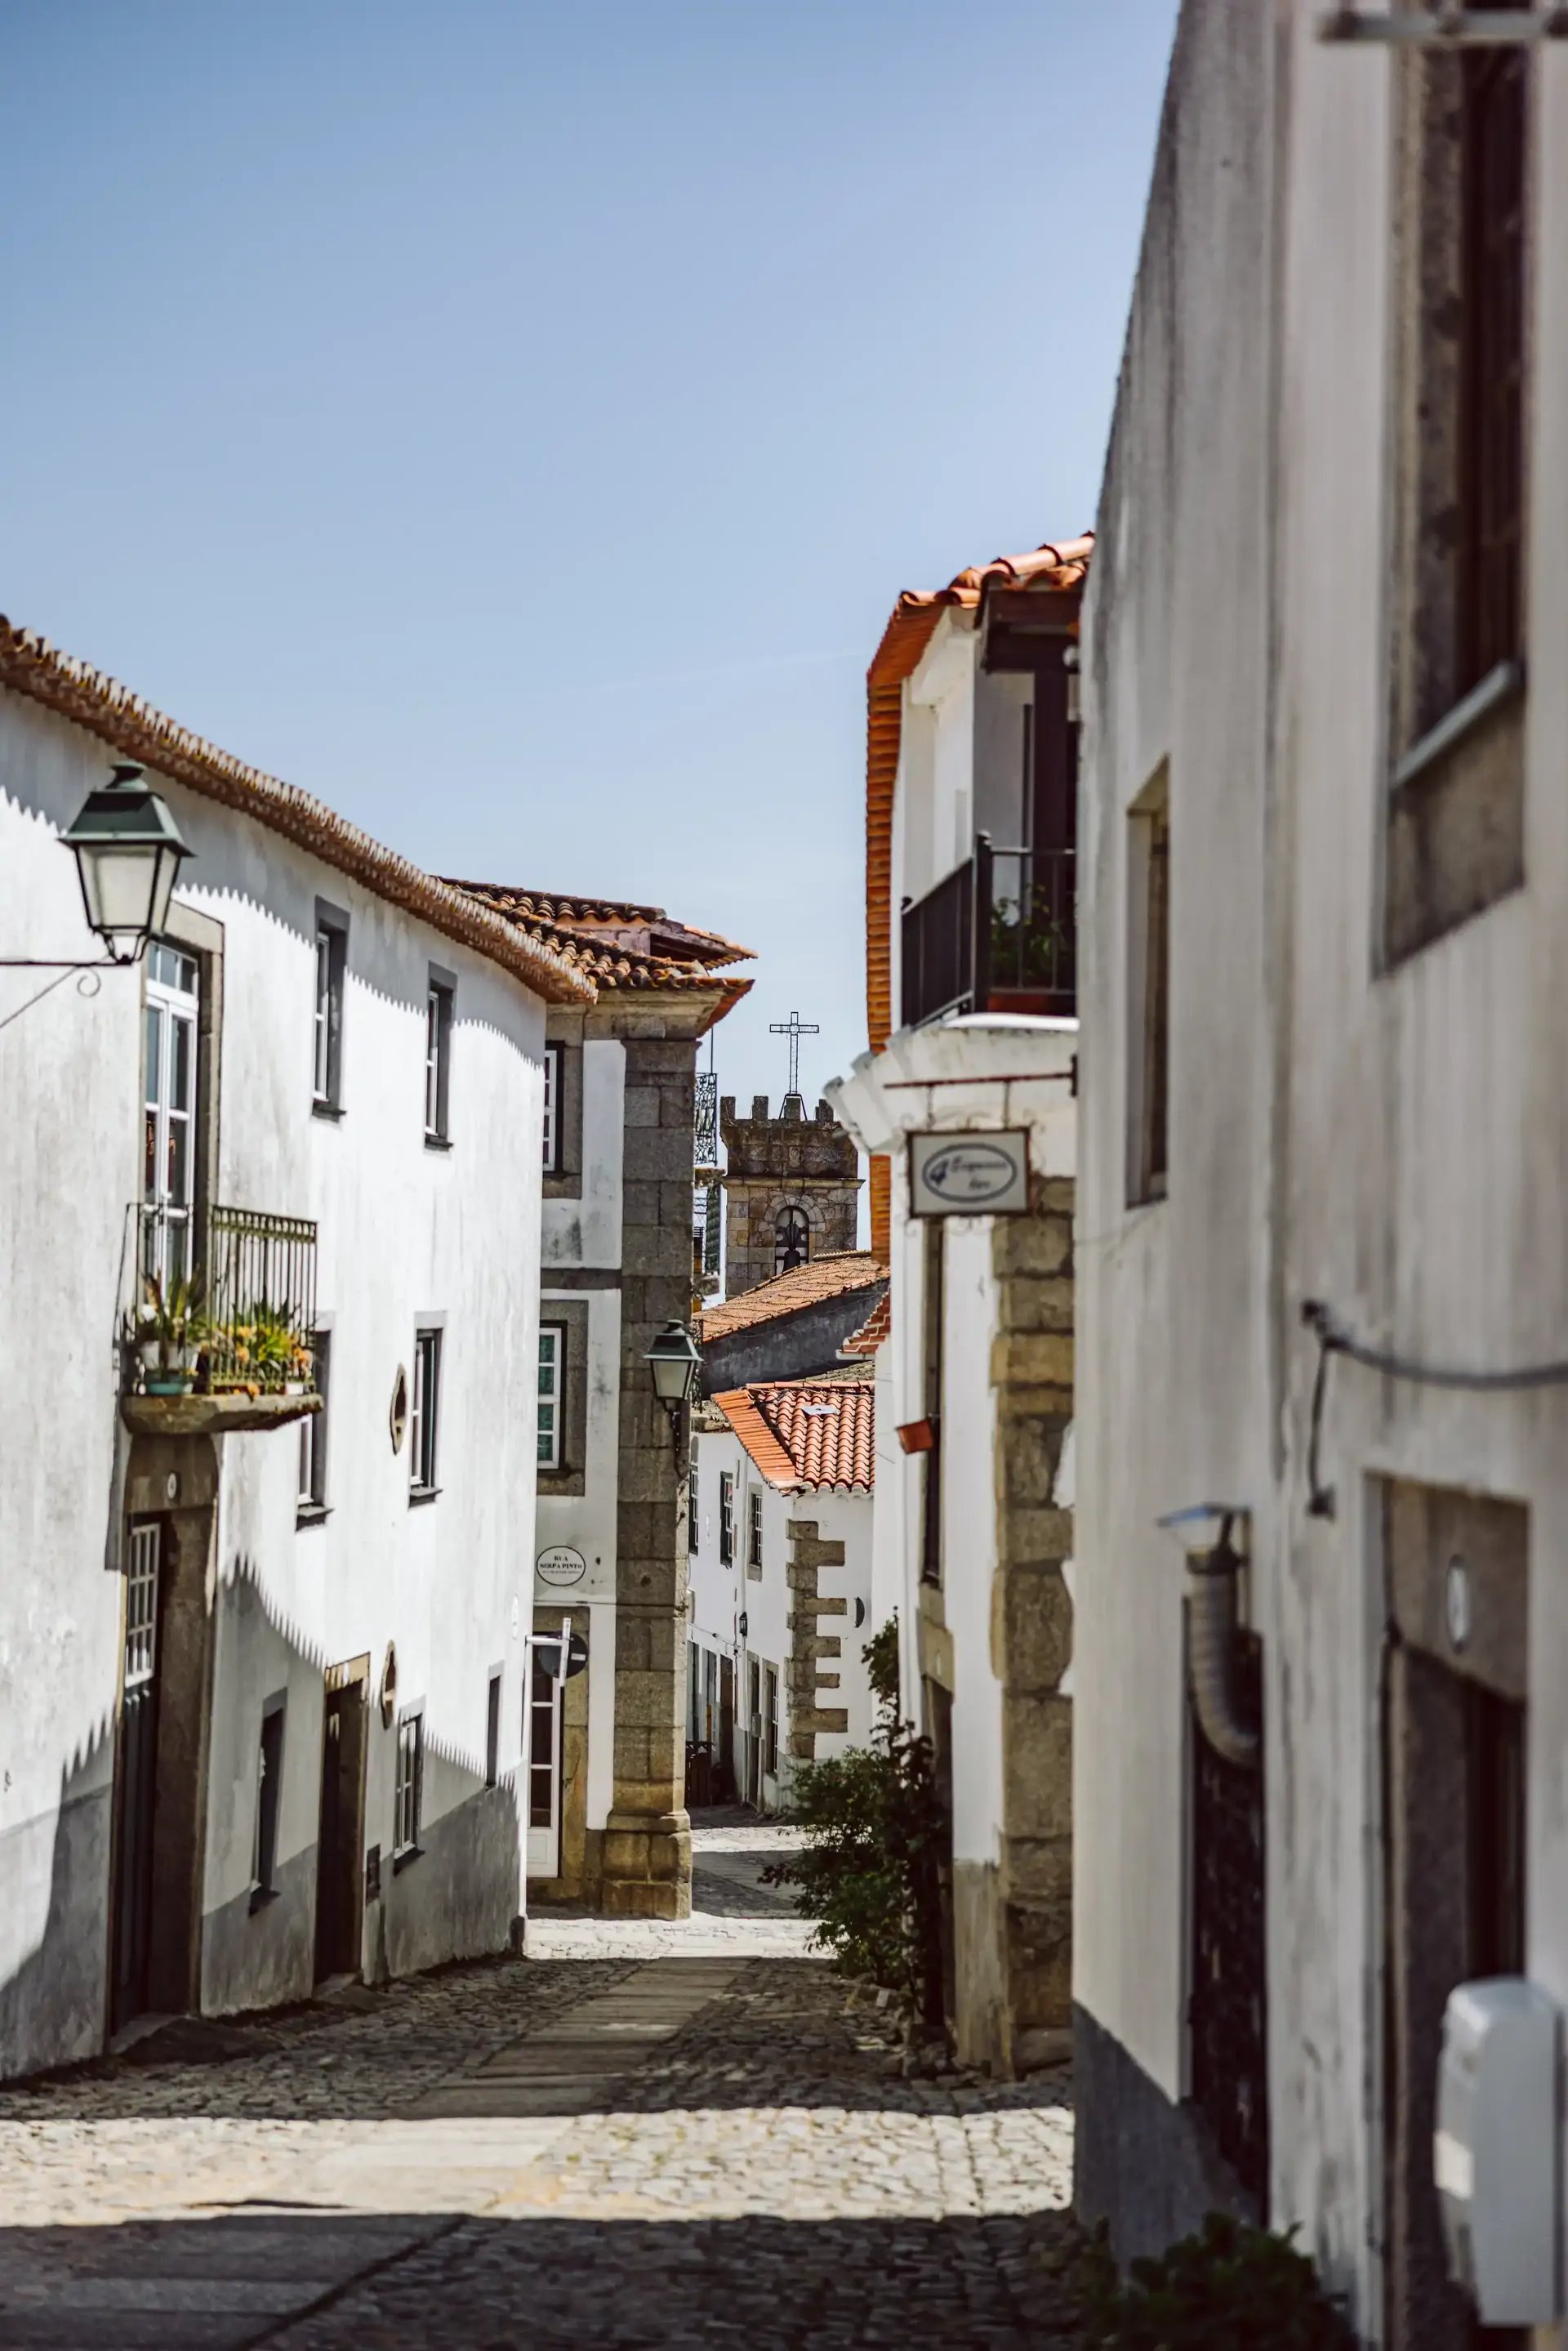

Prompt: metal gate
[112,1521,162,2031]
[1188,1632,1267,2208]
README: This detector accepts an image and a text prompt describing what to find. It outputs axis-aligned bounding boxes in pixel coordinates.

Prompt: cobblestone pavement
[0,1842,1082,2346]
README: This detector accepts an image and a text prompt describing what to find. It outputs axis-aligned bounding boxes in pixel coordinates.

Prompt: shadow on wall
[0,1713,117,2082]
[0,1553,524,2081]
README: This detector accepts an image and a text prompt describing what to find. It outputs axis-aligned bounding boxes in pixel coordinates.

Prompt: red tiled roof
[715,1377,875,1493]
[699,1251,887,1344]
[840,1289,890,1358]
[0,621,595,1008]
[448,880,754,1032]
[862,535,1092,1254]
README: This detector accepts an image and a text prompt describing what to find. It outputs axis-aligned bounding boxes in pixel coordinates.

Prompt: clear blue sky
[2,1,1175,1123]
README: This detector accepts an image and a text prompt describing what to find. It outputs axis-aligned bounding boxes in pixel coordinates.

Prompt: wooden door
[111,1522,163,2032]
[314,1663,368,1982]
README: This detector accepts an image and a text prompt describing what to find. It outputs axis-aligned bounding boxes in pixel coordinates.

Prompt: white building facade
[0,623,587,2081]
[1074,4,1568,2340]
[828,540,1089,2072]
[688,1381,875,1812]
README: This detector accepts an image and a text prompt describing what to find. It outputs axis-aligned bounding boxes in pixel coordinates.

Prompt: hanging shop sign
[909,1130,1031,1217]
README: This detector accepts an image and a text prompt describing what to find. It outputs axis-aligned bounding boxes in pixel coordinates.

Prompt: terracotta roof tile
[862,534,1092,1255]
[840,1289,890,1358]
[715,1377,875,1493]
[448,879,754,1031]
[0,622,595,1008]
[699,1251,887,1344]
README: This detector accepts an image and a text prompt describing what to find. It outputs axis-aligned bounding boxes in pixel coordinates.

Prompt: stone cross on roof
[768,1010,820,1100]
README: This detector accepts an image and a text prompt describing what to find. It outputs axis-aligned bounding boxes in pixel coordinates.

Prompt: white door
[525,1657,563,1880]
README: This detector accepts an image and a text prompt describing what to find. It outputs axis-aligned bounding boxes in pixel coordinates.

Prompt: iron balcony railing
[899,834,1076,1030]
[126,1200,318,1394]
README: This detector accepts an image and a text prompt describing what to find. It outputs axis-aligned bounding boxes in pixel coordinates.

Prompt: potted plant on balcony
[225,1301,312,1396]
[132,1273,210,1395]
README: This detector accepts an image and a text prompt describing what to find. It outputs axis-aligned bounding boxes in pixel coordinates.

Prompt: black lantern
[60,762,192,965]
[644,1319,702,1452]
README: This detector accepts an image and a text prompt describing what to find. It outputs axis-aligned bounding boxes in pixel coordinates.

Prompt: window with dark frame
[719,1471,735,1567]
[688,1457,699,1552]
[748,1489,763,1573]
[764,1663,779,1778]
[297,1331,330,1516]
[920,1217,944,1586]
[394,1708,424,1860]
[1456,25,1527,707]
[313,912,347,1113]
[485,1670,502,1791]
[410,1327,442,1497]
[542,1042,563,1173]
[1128,770,1170,1207]
[424,974,454,1144]
[537,1323,564,1470]
[251,1701,285,1907]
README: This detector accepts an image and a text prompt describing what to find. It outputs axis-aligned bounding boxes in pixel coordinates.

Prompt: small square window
[394,1708,424,1862]
[537,1323,564,1470]
[542,1043,563,1174]
[410,1328,442,1498]
[425,971,455,1145]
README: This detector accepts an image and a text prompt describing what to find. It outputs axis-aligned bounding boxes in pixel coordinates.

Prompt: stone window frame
[535,1296,590,1497]
[541,1017,586,1202]
[1381,37,1532,968]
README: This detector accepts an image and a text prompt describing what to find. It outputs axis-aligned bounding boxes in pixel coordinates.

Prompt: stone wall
[603,1030,697,1917]
[784,1519,849,1768]
[720,1095,861,1298]
[992,1176,1075,2054]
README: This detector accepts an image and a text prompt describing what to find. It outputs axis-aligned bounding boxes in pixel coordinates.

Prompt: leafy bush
[1080,2210,1355,2351]
[763,1613,945,2015]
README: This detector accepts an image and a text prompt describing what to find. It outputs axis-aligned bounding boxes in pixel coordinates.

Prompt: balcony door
[142,942,200,1290]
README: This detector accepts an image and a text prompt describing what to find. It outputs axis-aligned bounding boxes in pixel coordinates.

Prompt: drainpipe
[1159,1506,1261,1772]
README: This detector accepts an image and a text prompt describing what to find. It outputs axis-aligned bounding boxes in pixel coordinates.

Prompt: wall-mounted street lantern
[644,1319,702,1454]
[2,761,193,977]
[61,763,192,965]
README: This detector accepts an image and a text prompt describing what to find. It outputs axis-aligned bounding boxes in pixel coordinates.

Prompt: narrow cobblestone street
[0,1827,1080,2347]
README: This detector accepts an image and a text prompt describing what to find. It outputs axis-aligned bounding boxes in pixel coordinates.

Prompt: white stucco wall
[0,687,546,2066]
[1076,0,1568,2315]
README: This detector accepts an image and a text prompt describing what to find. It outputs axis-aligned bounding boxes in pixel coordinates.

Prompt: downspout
[1185,1514,1260,1772]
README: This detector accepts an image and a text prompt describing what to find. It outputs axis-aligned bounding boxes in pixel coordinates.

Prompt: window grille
[394,1710,424,1857]
[1189,1634,1267,2207]
[124,1523,160,1689]
[537,1324,564,1469]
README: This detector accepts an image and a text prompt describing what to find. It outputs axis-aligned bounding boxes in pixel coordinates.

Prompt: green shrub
[1080,2210,1355,2350]
[763,1613,945,2015]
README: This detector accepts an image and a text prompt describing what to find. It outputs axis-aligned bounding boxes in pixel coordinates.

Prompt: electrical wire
[1300,1297,1568,1519]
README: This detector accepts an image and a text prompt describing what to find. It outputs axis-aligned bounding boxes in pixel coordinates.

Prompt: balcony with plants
[899,834,1076,1032]
[121,1203,322,1434]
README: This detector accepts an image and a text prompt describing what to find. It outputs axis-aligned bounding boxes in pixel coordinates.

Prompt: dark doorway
[719,1654,736,1801]
[111,1519,164,2032]
[314,1660,369,1983]
[1383,1481,1528,2351]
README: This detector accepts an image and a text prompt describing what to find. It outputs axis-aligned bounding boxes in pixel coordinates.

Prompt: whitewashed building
[688,1377,876,1812]
[827,538,1089,2071]
[0,619,589,2081]
[1074,2,1568,2339]
[451,887,752,1917]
